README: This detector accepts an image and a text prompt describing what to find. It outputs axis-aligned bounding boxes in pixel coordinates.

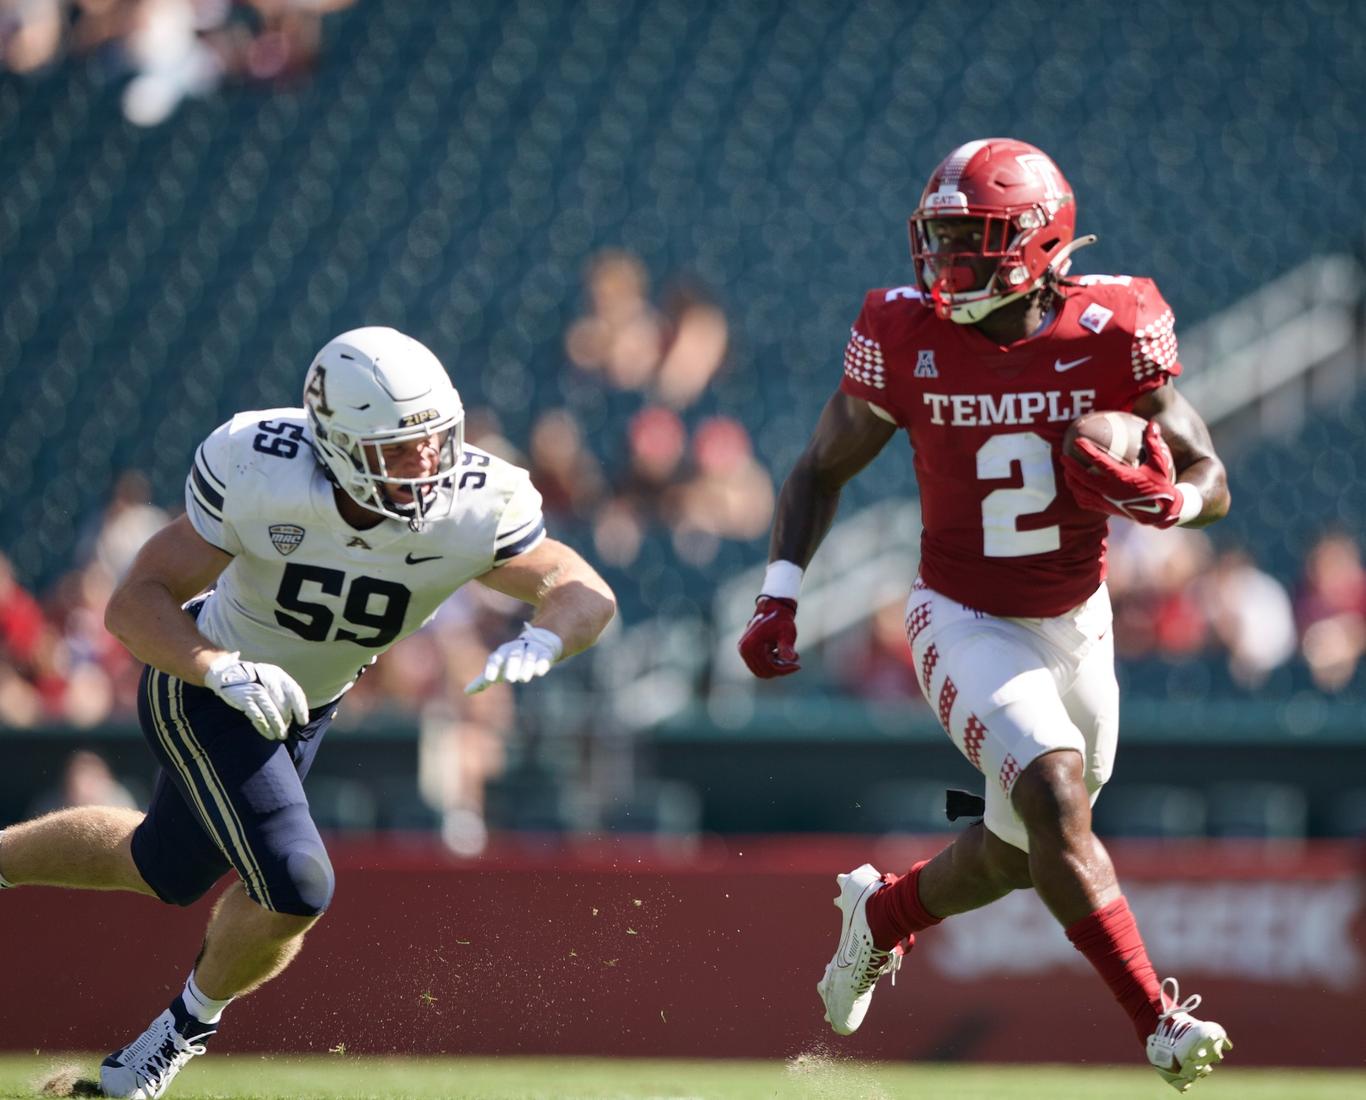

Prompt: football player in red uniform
[738,139,1233,1092]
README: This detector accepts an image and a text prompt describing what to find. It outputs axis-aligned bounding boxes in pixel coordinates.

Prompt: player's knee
[980,827,1033,892]
[155,877,217,908]
[1012,750,1091,837]
[271,847,335,918]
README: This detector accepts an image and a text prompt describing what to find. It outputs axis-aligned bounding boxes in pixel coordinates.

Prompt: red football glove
[738,596,801,678]
[1062,419,1184,527]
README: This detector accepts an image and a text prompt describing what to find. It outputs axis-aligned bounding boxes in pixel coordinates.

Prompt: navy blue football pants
[130,666,338,917]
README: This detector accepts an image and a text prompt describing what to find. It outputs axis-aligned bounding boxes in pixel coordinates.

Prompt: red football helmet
[909,139,1093,324]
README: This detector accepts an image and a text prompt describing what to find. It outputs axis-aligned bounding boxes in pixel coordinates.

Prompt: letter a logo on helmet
[303,327,465,525]
[908,138,1096,324]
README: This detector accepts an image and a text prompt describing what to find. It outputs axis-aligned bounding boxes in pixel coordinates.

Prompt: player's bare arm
[106,514,308,741]
[105,513,235,682]
[738,391,896,678]
[772,391,897,567]
[477,537,617,657]
[1132,382,1231,527]
[466,537,616,693]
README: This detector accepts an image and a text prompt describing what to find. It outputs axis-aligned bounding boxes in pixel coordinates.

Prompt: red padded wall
[2,835,1360,1066]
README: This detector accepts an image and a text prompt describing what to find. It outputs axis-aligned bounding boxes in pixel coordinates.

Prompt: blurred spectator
[565,250,665,392]
[29,749,139,815]
[654,283,730,410]
[226,0,356,84]
[463,406,524,466]
[45,0,355,125]
[0,551,115,727]
[0,655,43,726]
[566,250,731,411]
[1295,532,1366,693]
[1107,524,1213,659]
[667,415,773,566]
[834,587,924,703]
[75,470,170,579]
[0,551,63,725]
[593,406,687,568]
[1196,548,1296,690]
[69,0,228,127]
[46,563,125,722]
[527,408,605,526]
[416,584,527,855]
[1,0,66,73]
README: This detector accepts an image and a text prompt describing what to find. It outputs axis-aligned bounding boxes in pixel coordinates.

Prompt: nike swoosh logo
[835,920,859,969]
[1108,497,1165,515]
[1054,356,1092,373]
[404,552,443,564]
[835,878,883,969]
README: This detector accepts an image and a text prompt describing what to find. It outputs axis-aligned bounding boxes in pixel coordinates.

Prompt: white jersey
[185,408,545,706]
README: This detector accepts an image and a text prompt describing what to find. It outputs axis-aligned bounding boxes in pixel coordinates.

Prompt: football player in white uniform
[0,327,616,1099]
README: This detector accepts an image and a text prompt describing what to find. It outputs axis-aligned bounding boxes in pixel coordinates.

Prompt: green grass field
[1,1056,1363,1100]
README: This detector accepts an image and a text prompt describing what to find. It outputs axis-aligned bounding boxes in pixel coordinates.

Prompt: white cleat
[100,1007,210,1099]
[1146,977,1233,1093]
[816,863,904,1035]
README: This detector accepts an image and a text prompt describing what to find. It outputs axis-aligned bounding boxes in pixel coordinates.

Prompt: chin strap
[952,288,1027,324]
[939,232,1102,324]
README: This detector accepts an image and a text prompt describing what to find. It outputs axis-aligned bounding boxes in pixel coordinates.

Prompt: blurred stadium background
[1,0,1364,1080]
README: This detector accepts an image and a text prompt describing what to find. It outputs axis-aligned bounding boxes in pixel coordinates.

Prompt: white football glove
[465,624,564,695]
[204,652,310,741]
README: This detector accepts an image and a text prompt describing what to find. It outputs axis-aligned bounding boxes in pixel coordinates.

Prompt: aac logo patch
[268,524,306,556]
[914,350,939,378]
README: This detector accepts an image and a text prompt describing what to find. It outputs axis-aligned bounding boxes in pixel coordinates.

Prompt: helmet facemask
[301,326,468,527]
[309,408,465,525]
[910,207,1059,324]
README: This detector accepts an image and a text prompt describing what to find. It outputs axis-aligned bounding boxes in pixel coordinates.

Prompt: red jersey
[838,276,1180,617]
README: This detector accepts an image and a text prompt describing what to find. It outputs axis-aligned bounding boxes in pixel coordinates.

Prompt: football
[1062,410,1148,469]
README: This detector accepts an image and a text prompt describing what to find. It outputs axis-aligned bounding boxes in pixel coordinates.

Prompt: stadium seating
[2,0,1362,607]
[3,1,1364,843]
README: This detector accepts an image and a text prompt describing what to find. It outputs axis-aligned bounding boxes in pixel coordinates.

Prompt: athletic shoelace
[1155,977,1202,1027]
[133,1029,207,1094]
[852,943,903,995]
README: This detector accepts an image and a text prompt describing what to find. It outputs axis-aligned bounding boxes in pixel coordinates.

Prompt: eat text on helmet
[909,138,1097,324]
[302,327,465,524]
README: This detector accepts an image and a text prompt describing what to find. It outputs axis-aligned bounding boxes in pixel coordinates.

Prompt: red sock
[1065,895,1163,1046]
[865,859,942,950]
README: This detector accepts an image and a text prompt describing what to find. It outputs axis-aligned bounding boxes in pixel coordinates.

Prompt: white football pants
[905,579,1119,852]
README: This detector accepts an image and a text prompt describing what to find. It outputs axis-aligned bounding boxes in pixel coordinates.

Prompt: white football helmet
[302,327,465,524]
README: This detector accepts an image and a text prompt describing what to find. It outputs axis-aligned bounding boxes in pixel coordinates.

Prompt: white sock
[181,971,233,1025]
[0,830,13,888]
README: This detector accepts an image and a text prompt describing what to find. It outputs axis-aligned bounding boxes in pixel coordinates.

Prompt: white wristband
[1174,482,1203,525]
[761,560,804,601]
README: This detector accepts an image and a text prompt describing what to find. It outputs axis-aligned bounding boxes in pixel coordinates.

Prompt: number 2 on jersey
[976,432,1060,557]
[274,563,411,648]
